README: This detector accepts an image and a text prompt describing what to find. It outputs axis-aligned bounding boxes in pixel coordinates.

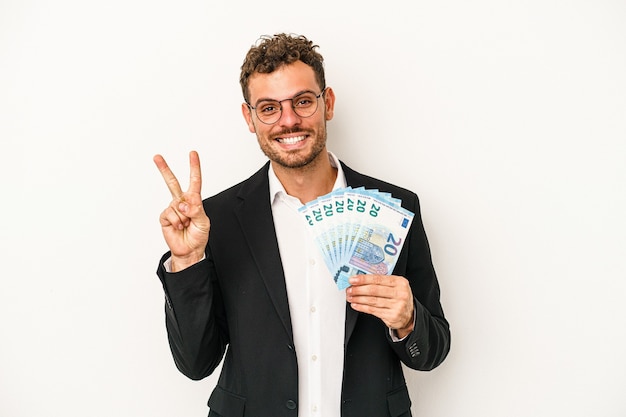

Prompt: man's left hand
[346,274,414,339]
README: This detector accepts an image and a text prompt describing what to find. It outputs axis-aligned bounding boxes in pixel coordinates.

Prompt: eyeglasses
[246,89,326,125]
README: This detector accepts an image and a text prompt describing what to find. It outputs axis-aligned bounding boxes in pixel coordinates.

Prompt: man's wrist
[394,322,414,340]
[390,308,416,340]
[165,253,206,273]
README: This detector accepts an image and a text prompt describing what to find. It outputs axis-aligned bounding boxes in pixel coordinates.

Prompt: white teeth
[278,135,306,144]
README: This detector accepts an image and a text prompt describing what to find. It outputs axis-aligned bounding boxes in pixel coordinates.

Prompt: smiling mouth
[276,135,307,145]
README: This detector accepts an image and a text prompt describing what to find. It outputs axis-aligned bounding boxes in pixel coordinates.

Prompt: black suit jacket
[157,161,450,417]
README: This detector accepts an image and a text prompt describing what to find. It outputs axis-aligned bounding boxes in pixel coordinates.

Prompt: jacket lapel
[233,163,293,341]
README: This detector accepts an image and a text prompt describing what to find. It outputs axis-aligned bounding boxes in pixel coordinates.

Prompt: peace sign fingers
[153,151,210,272]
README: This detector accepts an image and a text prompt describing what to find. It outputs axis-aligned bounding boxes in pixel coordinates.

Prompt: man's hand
[153,151,210,272]
[346,274,415,339]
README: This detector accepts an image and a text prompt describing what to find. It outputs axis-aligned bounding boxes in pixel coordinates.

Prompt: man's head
[240,33,326,104]
[239,33,335,171]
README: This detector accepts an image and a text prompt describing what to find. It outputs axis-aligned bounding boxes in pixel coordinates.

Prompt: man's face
[242,60,335,170]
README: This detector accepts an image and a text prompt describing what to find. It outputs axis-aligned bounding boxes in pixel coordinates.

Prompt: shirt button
[310,306,316,313]
[286,399,297,410]
[312,405,318,412]
[311,354,318,361]
[309,258,316,266]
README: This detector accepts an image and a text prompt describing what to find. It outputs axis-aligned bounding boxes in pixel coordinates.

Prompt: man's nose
[277,100,301,126]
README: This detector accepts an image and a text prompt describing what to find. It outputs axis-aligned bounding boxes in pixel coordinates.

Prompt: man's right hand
[153,151,210,272]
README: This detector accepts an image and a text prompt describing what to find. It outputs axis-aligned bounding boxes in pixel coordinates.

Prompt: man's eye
[296,96,316,107]
[259,103,279,113]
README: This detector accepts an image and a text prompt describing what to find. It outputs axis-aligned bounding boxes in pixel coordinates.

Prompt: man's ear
[323,87,336,121]
[242,103,256,133]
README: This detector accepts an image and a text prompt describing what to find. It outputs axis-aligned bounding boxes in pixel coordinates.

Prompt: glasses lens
[256,101,282,124]
[292,92,319,118]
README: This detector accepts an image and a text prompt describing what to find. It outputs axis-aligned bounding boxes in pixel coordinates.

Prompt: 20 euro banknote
[299,187,414,289]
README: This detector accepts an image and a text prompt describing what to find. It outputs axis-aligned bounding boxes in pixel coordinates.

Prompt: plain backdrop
[1,1,625,416]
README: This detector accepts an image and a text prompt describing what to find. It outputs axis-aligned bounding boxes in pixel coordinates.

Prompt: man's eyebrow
[253,90,315,105]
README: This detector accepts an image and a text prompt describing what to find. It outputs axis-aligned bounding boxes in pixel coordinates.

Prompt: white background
[1,1,625,416]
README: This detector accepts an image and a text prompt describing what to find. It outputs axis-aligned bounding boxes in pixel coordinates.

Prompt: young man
[154,33,450,417]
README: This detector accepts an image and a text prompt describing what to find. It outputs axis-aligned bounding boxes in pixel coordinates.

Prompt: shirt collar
[268,151,347,205]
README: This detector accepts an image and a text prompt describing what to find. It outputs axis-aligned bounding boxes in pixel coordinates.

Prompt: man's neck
[272,151,337,204]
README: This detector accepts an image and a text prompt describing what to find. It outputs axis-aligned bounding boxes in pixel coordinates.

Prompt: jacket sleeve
[156,250,229,380]
[388,193,451,371]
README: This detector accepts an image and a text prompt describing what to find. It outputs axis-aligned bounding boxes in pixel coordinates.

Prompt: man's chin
[260,136,326,170]
[273,156,315,169]
[271,149,325,170]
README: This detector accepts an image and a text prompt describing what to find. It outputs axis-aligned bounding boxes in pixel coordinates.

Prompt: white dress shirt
[269,151,347,417]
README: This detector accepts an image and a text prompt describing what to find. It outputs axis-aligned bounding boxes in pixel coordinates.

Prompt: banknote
[299,187,414,290]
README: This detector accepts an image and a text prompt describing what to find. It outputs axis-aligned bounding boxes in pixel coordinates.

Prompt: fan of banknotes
[299,187,415,290]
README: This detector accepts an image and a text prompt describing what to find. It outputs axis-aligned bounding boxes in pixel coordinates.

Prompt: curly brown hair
[240,33,326,103]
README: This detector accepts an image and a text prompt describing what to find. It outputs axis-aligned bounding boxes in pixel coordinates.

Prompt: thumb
[178,201,189,214]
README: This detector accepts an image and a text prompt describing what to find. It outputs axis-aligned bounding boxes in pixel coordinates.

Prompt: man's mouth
[276,135,307,145]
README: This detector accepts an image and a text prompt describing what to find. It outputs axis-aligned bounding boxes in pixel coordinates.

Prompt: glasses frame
[246,88,327,125]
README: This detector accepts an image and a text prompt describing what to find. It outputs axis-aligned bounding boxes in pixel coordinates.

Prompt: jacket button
[286,399,297,410]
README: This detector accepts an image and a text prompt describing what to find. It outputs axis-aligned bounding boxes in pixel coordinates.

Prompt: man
[154,33,450,417]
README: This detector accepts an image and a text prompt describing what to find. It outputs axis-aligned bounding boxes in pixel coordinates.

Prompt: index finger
[349,274,395,287]
[153,154,183,199]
